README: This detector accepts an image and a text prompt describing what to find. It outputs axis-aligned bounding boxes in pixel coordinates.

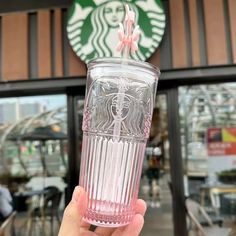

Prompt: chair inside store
[0,211,16,236]
[29,186,62,235]
[185,198,231,236]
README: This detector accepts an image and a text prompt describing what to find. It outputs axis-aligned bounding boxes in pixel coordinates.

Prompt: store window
[179,83,236,234]
[0,95,67,235]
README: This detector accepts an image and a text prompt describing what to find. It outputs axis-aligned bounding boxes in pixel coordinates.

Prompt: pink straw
[117,4,140,58]
[113,5,140,141]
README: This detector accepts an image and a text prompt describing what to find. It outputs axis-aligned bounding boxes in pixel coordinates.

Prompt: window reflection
[179,84,236,175]
[0,95,67,236]
[1,105,67,177]
[141,94,173,235]
[179,83,236,233]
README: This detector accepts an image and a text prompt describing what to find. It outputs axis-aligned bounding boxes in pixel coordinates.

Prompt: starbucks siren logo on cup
[67,0,166,63]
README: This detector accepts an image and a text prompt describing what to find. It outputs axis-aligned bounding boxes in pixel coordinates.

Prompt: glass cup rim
[87,57,160,78]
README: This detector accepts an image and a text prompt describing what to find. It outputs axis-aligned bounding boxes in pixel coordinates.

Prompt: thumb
[58,186,87,236]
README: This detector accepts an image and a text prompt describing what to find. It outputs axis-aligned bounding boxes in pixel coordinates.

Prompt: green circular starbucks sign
[67,0,166,63]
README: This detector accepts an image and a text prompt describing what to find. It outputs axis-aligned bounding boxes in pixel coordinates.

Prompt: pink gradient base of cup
[80,133,146,227]
[83,200,134,227]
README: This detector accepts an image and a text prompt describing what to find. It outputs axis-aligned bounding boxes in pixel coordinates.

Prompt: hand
[59,186,147,236]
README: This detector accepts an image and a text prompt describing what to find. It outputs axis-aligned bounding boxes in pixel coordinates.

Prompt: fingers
[58,186,87,236]
[134,199,147,216]
[95,227,115,236]
[95,199,147,236]
[80,219,91,231]
[112,214,144,236]
[121,214,144,236]
[80,232,97,236]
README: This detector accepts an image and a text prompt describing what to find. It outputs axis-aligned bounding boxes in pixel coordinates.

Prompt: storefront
[0,0,236,235]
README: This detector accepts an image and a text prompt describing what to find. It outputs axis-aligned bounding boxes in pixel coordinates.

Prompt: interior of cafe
[0,0,236,236]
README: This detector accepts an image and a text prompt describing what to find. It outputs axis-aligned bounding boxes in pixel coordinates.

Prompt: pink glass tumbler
[80,58,159,227]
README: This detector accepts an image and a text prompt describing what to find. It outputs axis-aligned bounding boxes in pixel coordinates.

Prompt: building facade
[0,1,236,236]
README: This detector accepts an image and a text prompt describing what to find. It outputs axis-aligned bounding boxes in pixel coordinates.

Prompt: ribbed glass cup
[80,58,159,227]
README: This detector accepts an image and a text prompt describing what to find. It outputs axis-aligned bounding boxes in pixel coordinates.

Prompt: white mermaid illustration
[83,78,153,138]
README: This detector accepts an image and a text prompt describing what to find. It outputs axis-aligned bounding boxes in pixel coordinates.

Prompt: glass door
[141,92,174,236]
[179,83,236,235]
[0,94,68,236]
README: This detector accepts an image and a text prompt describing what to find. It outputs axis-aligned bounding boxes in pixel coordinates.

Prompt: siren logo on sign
[67,0,166,63]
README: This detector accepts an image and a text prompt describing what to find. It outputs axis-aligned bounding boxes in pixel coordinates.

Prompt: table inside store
[14,189,49,210]
[200,184,236,215]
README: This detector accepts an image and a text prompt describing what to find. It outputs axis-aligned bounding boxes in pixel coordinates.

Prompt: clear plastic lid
[88,57,160,79]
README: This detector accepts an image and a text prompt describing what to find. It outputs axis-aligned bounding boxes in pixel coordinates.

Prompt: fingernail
[72,186,83,203]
